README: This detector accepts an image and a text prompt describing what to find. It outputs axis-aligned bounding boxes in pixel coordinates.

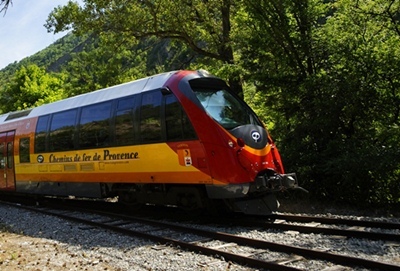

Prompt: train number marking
[178,149,192,166]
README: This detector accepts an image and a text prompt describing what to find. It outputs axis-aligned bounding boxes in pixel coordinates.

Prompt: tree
[241,0,400,208]
[0,65,66,113]
[59,33,147,96]
[44,0,244,96]
[314,0,400,206]
[0,0,12,14]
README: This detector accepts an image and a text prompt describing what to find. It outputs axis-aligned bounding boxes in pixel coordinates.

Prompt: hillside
[0,33,85,80]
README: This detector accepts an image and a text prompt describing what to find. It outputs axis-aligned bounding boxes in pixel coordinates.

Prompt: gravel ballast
[0,204,399,270]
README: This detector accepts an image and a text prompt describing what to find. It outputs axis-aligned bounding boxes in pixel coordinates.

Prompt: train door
[0,131,16,190]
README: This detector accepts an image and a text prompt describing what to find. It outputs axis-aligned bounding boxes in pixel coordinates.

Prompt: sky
[0,0,78,69]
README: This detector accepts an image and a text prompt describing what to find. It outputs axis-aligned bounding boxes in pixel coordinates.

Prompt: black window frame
[33,89,198,154]
[19,137,31,163]
[139,90,163,144]
[49,109,78,152]
[164,93,197,142]
[34,115,50,153]
[114,95,139,146]
[78,101,113,149]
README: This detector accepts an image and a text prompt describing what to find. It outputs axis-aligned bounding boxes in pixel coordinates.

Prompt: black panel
[229,124,268,149]
[78,102,112,149]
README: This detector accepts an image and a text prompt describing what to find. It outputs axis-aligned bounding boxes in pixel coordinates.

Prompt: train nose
[275,173,309,193]
[254,171,307,192]
[229,124,268,149]
[282,174,296,188]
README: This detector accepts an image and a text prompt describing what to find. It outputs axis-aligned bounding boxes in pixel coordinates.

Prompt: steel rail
[271,214,400,230]
[1,201,301,271]
[3,200,399,271]
[263,223,400,241]
[43,204,400,271]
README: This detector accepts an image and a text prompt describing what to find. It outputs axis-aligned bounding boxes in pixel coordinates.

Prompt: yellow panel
[80,163,95,171]
[38,165,48,172]
[14,143,221,185]
[49,165,62,172]
[64,164,77,171]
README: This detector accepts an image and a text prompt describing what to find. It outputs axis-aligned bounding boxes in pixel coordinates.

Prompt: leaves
[0,65,66,113]
[45,0,244,95]
[239,0,400,207]
[1,0,399,208]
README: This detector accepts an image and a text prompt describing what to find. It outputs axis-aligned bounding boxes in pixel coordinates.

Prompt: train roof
[0,71,177,124]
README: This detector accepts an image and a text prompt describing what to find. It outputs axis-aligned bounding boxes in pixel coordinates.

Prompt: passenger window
[140,91,162,143]
[35,115,49,153]
[165,95,197,141]
[115,96,136,146]
[79,102,112,149]
[19,137,30,163]
[0,142,4,169]
[49,109,77,151]
[7,142,13,169]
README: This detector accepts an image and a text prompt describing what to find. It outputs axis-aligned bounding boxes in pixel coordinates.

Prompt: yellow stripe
[15,143,215,184]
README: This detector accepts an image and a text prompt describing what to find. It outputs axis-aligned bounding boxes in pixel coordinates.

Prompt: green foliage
[45,0,243,95]
[240,0,400,209]
[0,0,399,210]
[59,33,144,95]
[0,65,66,113]
[311,0,400,207]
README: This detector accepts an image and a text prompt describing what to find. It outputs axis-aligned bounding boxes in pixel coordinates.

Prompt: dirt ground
[0,231,115,271]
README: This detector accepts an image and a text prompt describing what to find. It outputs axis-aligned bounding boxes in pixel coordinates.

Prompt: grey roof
[0,71,176,124]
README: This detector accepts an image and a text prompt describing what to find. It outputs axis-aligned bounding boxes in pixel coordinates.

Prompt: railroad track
[2,199,400,271]
[222,214,400,242]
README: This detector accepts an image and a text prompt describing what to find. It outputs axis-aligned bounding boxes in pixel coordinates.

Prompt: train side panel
[0,70,299,215]
[11,119,213,197]
[16,143,211,183]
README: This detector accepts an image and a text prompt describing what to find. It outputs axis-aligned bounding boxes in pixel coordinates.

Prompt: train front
[171,70,302,215]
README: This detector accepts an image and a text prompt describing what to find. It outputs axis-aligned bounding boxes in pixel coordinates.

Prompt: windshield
[193,88,261,130]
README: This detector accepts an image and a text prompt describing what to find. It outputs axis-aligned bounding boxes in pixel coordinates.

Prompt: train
[0,70,300,215]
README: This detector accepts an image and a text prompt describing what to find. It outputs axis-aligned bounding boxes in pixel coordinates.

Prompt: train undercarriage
[111,172,300,216]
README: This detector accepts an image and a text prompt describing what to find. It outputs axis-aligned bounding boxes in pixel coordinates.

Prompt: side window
[115,96,136,146]
[7,142,13,169]
[35,115,49,153]
[49,109,77,152]
[0,133,5,169]
[140,91,162,143]
[165,95,197,141]
[0,142,4,169]
[79,102,112,149]
[19,137,30,163]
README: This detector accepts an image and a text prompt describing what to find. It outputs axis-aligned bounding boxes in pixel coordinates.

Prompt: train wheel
[118,191,142,211]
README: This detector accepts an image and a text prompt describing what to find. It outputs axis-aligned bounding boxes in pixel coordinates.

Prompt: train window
[140,91,162,143]
[165,95,196,141]
[35,115,50,153]
[117,97,135,111]
[0,142,4,169]
[79,102,112,149]
[7,142,13,169]
[19,137,30,163]
[115,96,136,146]
[193,87,262,130]
[49,109,77,151]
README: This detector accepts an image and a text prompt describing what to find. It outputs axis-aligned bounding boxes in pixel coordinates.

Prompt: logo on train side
[37,155,44,163]
[251,131,261,142]
[37,150,139,163]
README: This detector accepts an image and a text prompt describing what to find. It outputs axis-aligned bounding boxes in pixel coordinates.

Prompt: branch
[133,30,226,61]
[353,0,400,37]
[0,0,12,14]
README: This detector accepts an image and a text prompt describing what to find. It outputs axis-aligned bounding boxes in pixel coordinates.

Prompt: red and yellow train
[0,70,299,215]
